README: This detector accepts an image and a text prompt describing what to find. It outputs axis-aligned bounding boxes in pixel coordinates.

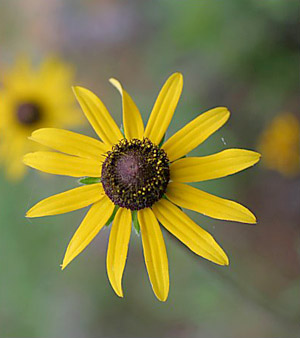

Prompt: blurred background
[0,0,299,337]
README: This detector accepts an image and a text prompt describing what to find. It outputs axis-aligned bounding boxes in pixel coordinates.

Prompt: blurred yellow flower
[0,57,82,180]
[258,113,300,177]
[24,73,260,301]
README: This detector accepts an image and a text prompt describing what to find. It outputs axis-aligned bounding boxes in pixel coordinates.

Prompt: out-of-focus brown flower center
[17,103,41,125]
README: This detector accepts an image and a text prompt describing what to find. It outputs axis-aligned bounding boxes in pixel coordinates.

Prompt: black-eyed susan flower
[24,73,260,301]
[0,57,82,180]
[258,113,300,177]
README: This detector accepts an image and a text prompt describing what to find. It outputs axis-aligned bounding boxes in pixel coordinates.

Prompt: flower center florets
[17,102,41,125]
[101,138,170,210]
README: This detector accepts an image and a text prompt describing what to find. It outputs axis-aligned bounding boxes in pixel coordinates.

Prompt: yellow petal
[62,196,114,269]
[152,199,229,265]
[106,208,132,298]
[138,208,169,302]
[109,78,144,140]
[166,182,256,224]
[23,151,101,177]
[144,73,183,145]
[26,184,104,218]
[162,107,230,162]
[170,149,261,182]
[30,128,110,160]
[72,86,123,145]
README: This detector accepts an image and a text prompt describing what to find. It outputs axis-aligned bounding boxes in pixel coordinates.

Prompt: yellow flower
[258,113,300,177]
[0,57,82,180]
[24,73,260,301]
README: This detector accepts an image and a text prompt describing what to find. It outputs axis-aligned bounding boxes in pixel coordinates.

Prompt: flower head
[0,56,82,180]
[258,113,300,177]
[24,73,260,301]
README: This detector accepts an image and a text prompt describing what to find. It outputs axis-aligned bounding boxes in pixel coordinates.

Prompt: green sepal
[78,177,101,185]
[132,210,140,235]
[158,133,166,148]
[120,124,125,137]
[163,194,182,211]
[170,155,186,164]
[105,205,119,227]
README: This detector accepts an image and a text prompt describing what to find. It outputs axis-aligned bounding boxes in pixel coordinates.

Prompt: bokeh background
[0,1,299,337]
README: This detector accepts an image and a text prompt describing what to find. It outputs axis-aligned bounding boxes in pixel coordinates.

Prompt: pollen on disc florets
[101,138,170,210]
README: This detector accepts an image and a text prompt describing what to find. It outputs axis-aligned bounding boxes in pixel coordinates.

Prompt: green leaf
[78,177,102,185]
[132,210,140,235]
[105,205,119,227]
